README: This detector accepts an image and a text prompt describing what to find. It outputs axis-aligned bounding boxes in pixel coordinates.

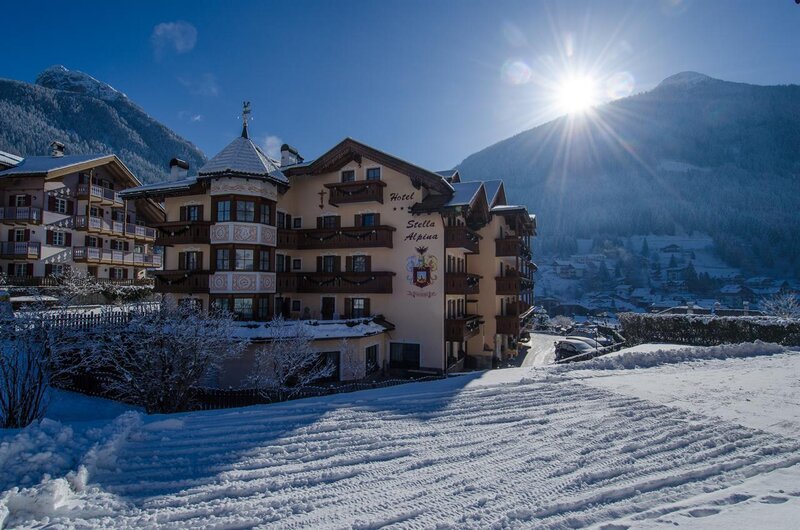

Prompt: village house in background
[0,143,163,284]
[121,106,537,382]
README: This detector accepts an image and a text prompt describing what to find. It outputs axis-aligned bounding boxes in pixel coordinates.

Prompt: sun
[556,75,598,114]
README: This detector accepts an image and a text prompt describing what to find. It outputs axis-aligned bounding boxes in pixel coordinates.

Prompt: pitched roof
[0,150,22,169]
[119,176,199,198]
[482,180,504,206]
[448,181,483,207]
[198,136,287,183]
[0,153,111,177]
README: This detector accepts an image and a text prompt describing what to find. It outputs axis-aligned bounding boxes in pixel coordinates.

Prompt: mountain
[0,65,206,183]
[457,72,800,276]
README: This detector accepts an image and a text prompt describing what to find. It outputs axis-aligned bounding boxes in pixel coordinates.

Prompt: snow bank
[554,341,789,371]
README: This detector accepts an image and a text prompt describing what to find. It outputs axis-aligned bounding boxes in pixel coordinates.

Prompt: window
[186,205,202,221]
[341,169,355,182]
[292,258,302,271]
[352,255,368,272]
[260,203,271,224]
[352,298,368,318]
[52,232,65,246]
[216,248,230,270]
[292,217,302,229]
[292,300,301,312]
[52,264,65,276]
[235,249,254,271]
[13,263,27,276]
[277,211,286,229]
[211,298,229,313]
[86,236,99,248]
[111,240,125,251]
[361,213,378,227]
[276,254,286,272]
[134,244,143,253]
[185,251,201,271]
[366,345,379,374]
[389,343,421,370]
[111,268,125,280]
[322,255,336,273]
[179,298,202,311]
[366,167,381,181]
[322,216,338,229]
[90,206,101,217]
[259,249,270,272]
[233,298,253,319]
[15,195,27,207]
[55,198,68,214]
[259,298,270,320]
[14,229,25,242]
[236,201,255,222]
[217,200,231,222]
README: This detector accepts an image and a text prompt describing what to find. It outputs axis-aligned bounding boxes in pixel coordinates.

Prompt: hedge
[618,312,800,347]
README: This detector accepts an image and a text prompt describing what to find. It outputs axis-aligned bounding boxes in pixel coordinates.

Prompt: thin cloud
[151,21,197,58]
[178,111,204,122]
[177,73,219,97]
[263,135,283,159]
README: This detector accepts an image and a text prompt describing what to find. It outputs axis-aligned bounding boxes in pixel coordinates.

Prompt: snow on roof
[0,150,22,168]
[446,181,483,207]
[490,204,527,213]
[233,318,392,341]
[481,180,503,205]
[720,284,743,294]
[199,136,288,183]
[0,154,110,177]
[119,176,199,197]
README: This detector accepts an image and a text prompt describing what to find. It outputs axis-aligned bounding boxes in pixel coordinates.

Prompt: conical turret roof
[198,136,287,183]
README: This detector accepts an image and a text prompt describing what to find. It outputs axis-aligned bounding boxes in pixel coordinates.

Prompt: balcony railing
[153,270,210,293]
[445,226,481,254]
[0,207,42,224]
[74,216,156,240]
[2,276,154,287]
[0,241,41,259]
[325,180,387,205]
[444,272,481,295]
[445,314,482,342]
[76,183,123,206]
[278,225,395,250]
[277,271,394,293]
[495,315,520,336]
[495,275,534,295]
[72,247,162,267]
[155,222,211,246]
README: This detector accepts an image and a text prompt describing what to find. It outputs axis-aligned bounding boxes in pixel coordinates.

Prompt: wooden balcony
[74,216,156,241]
[444,272,481,295]
[495,237,522,257]
[72,247,162,267]
[277,225,395,250]
[2,275,154,287]
[0,207,42,225]
[445,314,482,342]
[325,180,386,205]
[0,241,40,259]
[155,222,211,246]
[495,275,534,295]
[276,271,394,294]
[153,270,210,293]
[495,315,521,336]
[445,226,481,254]
[76,183,123,206]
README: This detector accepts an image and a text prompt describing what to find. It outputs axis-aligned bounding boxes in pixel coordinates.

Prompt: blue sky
[3,0,800,170]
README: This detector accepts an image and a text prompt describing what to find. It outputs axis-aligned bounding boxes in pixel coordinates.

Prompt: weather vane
[241,101,251,138]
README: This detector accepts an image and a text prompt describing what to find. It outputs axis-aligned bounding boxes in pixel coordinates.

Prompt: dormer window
[366,167,381,181]
[341,169,355,182]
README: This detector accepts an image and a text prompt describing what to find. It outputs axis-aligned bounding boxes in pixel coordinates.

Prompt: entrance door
[321,297,335,320]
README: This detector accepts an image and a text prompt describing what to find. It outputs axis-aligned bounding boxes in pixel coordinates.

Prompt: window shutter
[364,298,371,317]
[317,217,323,229]
[197,205,204,220]
[23,229,30,241]
[346,256,353,272]
[178,252,186,270]
[48,196,56,211]
[334,216,341,228]
[179,206,187,221]
[374,213,381,226]
[7,229,13,241]
[197,252,204,270]
[67,200,75,215]
[24,195,32,206]
[343,298,352,319]
[123,268,129,279]
[45,264,53,276]
[365,256,372,272]
[26,263,33,276]
[334,256,342,272]
[316,256,323,272]
[65,233,72,246]
[211,201,217,222]
[8,196,14,206]
[46,231,54,245]
[284,255,290,272]
[354,214,362,227]
[286,215,292,229]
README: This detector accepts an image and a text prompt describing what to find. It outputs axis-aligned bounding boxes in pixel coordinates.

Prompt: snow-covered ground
[2,344,800,529]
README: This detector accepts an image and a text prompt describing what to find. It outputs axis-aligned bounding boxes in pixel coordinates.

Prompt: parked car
[554,338,595,362]
[565,335,602,349]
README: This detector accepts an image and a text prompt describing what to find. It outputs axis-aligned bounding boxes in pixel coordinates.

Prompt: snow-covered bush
[77,303,245,413]
[248,317,335,402]
[619,312,800,347]
[761,293,800,319]
[549,315,574,330]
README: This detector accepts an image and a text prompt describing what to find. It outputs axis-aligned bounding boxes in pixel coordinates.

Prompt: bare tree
[249,317,335,401]
[761,293,800,319]
[549,315,574,331]
[77,302,245,413]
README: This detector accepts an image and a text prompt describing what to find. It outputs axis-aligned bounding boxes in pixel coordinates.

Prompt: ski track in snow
[33,375,799,529]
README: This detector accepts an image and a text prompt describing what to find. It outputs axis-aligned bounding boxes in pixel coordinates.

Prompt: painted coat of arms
[407,246,438,288]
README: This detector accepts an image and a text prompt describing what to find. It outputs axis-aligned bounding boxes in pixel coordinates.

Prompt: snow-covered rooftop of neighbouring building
[481,179,503,205]
[119,176,199,197]
[0,154,109,177]
[0,150,23,168]
[199,136,288,183]
[490,204,527,213]
[233,318,393,341]
[720,284,744,294]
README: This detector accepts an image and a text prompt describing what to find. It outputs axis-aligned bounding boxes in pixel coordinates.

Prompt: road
[519,332,562,367]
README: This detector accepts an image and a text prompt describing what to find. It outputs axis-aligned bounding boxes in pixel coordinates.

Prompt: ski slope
[2,344,800,529]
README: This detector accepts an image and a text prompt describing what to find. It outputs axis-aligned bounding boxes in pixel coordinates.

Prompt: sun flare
[556,75,598,114]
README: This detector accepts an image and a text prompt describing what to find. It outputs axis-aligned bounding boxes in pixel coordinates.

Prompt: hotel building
[0,143,163,283]
[123,115,536,381]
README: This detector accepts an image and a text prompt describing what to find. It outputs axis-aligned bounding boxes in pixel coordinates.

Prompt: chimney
[280,144,303,167]
[50,141,65,157]
[169,158,189,180]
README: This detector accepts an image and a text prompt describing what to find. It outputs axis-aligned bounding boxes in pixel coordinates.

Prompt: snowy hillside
[2,344,800,528]
[0,66,206,184]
